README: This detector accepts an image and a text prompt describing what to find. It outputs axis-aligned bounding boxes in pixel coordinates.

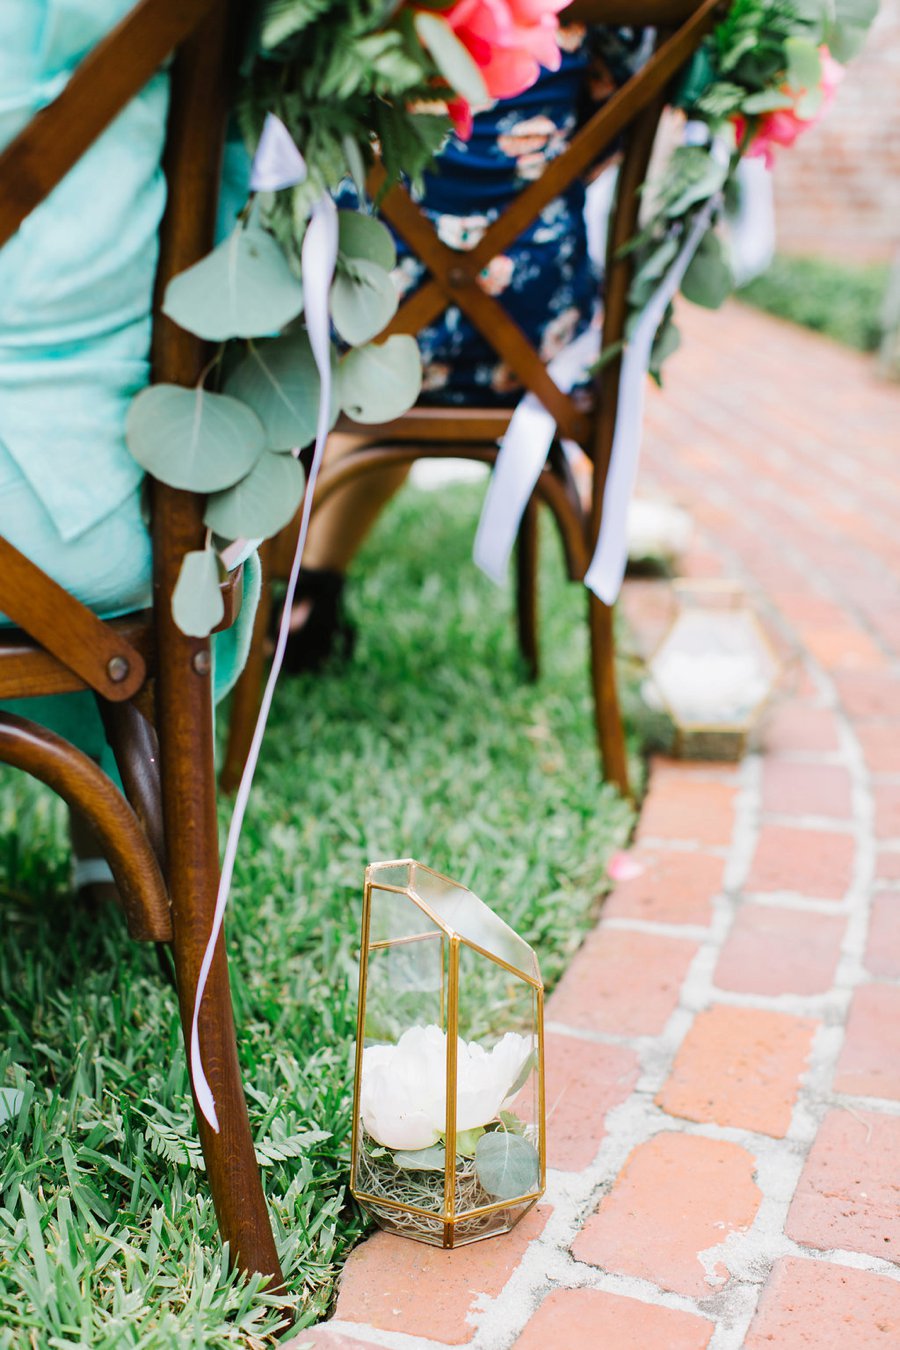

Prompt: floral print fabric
[395,25,649,406]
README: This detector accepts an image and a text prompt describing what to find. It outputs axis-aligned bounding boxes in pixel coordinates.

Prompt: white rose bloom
[360,1025,533,1151]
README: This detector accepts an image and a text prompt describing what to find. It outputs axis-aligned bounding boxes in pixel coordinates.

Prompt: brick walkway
[288,303,900,1349]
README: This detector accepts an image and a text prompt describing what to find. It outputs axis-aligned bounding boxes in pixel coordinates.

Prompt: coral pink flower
[438,0,568,136]
[734,46,844,169]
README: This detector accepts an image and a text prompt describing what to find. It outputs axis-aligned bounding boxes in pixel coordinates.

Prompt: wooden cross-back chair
[0,0,282,1287]
[221,0,722,801]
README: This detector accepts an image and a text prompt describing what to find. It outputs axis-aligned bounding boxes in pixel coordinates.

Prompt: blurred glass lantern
[647,581,780,760]
[351,860,545,1249]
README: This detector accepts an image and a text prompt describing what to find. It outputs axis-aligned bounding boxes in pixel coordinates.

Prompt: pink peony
[734,46,844,169]
[437,0,567,136]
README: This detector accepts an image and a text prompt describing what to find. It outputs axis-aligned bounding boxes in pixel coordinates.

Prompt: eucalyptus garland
[622,0,879,381]
[127,0,499,636]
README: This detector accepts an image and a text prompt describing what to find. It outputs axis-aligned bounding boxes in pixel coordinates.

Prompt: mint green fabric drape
[0,1,257,770]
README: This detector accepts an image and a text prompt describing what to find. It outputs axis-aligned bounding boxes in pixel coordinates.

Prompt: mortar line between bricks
[632,461,888,1349]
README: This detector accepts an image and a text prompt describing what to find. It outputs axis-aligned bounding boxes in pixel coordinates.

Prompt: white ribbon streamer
[190,192,338,1133]
[473,326,600,584]
[249,112,308,192]
[584,200,715,605]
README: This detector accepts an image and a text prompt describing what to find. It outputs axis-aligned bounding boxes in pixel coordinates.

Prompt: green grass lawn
[0,482,638,1347]
[738,254,890,352]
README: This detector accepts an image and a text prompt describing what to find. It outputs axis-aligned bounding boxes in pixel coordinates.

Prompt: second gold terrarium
[647,580,781,760]
[350,860,545,1249]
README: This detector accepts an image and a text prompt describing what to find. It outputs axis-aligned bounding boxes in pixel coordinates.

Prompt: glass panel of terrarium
[451,941,542,1224]
[409,863,539,982]
[367,860,414,891]
[654,609,776,729]
[368,882,443,945]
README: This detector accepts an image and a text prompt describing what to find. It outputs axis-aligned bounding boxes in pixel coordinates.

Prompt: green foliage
[171,548,225,639]
[224,333,330,451]
[413,10,488,105]
[739,254,890,351]
[626,0,877,379]
[240,0,453,219]
[330,257,399,345]
[0,483,639,1345]
[474,1131,540,1200]
[162,223,305,341]
[126,386,265,492]
[339,334,423,422]
[204,450,307,540]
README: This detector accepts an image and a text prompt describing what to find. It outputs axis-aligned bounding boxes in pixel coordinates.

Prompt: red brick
[833,672,900,721]
[745,826,855,899]
[603,849,724,926]
[745,1257,900,1348]
[787,1109,900,1261]
[856,724,900,774]
[771,592,846,628]
[761,762,853,820]
[512,1289,713,1350]
[573,1133,761,1297]
[866,895,900,978]
[637,775,736,847]
[834,984,900,1100]
[798,625,887,672]
[335,1207,549,1343]
[873,784,900,840]
[657,1006,817,1138]
[544,1034,638,1171]
[714,904,845,997]
[876,849,900,882]
[547,929,697,1037]
[284,1332,377,1350]
[763,704,840,755]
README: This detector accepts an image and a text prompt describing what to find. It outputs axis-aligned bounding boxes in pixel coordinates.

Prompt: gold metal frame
[350,859,547,1249]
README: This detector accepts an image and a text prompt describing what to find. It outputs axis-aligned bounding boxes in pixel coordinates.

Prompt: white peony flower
[360,1025,533,1151]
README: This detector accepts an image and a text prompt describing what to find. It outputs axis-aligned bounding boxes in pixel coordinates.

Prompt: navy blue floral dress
[395,25,649,406]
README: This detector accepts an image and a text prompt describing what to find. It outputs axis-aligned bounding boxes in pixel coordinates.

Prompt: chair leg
[516,498,540,682]
[220,543,274,793]
[155,627,283,1287]
[587,591,630,797]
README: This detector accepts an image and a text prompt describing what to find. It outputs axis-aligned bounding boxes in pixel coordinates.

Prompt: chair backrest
[374,0,720,455]
[0,0,235,699]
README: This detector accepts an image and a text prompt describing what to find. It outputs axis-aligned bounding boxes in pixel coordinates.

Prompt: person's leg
[278,433,412,669]
[303,432,412,574]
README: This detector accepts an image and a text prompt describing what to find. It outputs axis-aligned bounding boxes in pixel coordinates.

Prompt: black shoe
[275,568,357,675]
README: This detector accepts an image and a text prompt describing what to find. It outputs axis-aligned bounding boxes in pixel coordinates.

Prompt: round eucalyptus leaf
[162,223,304,340]
[126,384,265,491]
[204,450,306,540]
[681,230,733,311]
[392,1145,446,1172]
[331,258,398,346]
[339,335,422,423]
[171,548,225,639]
[338,210,396,272]
[225,332,335,450]
[474,1131,540,1201]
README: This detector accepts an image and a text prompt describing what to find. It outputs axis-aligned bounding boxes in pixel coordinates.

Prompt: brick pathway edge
[284,304,900,1350]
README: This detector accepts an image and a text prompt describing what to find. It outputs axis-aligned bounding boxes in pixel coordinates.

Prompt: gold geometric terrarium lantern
[648,581,780,761]
[350,860,545,1249]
